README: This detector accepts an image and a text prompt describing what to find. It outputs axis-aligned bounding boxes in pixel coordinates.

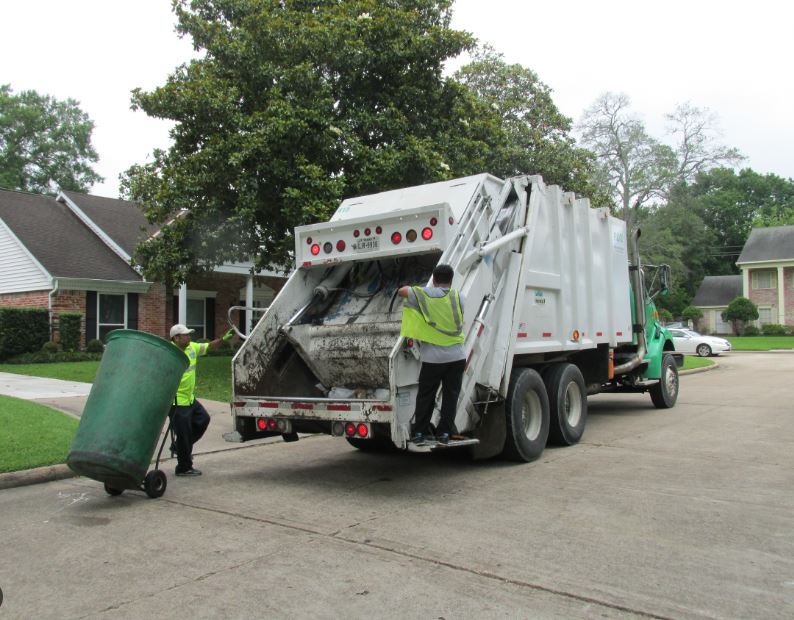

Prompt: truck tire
[502,368,549,462]
[543,363,587,446]
[650,354,679,409]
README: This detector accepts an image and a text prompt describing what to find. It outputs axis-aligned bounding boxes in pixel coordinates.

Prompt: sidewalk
[0,372,277,490]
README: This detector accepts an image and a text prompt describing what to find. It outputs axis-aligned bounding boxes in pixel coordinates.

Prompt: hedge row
[0,308,49,360]
[59,313,82,352]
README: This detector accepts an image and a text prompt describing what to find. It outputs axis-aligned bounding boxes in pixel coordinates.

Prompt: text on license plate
[352,237,379,251]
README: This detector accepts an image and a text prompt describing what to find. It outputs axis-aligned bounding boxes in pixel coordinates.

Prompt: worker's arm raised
[208,328,238,351]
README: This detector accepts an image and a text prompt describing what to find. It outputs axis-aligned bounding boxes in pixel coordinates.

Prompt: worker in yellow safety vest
[169,323,237,476]
[398,263,465,445]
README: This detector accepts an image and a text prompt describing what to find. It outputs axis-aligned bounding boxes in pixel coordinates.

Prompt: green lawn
[0,356,235,403]
[725,336,794,350]
[681,356,715,370]
[0,394,79,472]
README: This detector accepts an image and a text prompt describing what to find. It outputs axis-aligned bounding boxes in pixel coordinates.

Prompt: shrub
[41,341,60,353]
[681,306,703,322]
[761,323,787,336]
[58,312,82,352]
[723,297,759,335]
[742,325,761,336]
[0,307,49,360]
[3,351,103,364]
[658,309,673,323]
[86,339,105,353]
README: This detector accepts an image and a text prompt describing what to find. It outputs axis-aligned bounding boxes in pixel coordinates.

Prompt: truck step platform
[406,438,479,453]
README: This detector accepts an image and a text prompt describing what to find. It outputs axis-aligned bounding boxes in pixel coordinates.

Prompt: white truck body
[229,174,650,456]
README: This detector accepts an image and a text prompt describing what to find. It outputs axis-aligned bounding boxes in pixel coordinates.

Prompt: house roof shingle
[692,275,743,307]
[737,225,794,264]
[61,191,158,257]
[0,189,142,281]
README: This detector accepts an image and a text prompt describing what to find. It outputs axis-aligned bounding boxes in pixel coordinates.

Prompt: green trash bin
[67,329,188,498]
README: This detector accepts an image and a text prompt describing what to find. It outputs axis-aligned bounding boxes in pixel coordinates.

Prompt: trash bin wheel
[143,470,167,499]
[104,483,124,497]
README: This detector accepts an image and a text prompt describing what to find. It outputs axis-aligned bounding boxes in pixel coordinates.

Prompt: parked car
[668,329,731,357]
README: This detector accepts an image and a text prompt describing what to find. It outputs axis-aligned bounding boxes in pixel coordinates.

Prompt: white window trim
[97,292,127,339]
[751,270,776,290]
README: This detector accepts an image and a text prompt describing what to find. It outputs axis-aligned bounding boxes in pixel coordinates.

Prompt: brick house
[691,275,742,334]
[735,225,794,327]
[0,188,286,348]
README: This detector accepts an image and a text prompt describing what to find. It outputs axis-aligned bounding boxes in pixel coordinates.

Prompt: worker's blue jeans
[169,400,210,472]
[411,359,465,437]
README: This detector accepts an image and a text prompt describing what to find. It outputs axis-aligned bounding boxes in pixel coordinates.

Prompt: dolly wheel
[143,470,167,499]
[104,483,124,497]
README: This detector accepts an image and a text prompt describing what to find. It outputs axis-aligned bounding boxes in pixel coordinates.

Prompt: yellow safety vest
[400,287,465,347]
[174,341,209,405]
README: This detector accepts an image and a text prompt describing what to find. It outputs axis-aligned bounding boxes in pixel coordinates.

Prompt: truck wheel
[543,363,587,446]
[696,344,711,357]
[650,354,679,409]
[502,368,549,462]
[346,437,397,453]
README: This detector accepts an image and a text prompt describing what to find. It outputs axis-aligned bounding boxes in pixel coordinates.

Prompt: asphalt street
[0,353,792,619]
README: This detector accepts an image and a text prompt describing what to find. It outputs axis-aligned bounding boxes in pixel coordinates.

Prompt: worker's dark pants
[169,400,210,472]
[411,359,465,437]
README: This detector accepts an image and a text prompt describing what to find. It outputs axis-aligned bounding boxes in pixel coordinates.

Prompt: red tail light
[257,418,267,430]
[344,422,356,437]
[327,404,351,411]
[406,338,414,347]
[310,244,320,255]
[421,227,433,240]
[267,418,278,430]
[259,402,278,408]
[356,424,369,438]
[391,231,402,244]
[336,240,346,252]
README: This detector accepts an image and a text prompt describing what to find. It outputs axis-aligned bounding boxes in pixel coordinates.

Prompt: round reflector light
[421,227,433,240]
[257,418,267,431]
[323,241,333,254]
[406,229,417,242]
[391,232,402,244]
[449,217,454,225]
[375,226,382,234]
[430,217,438,226]
[336,239,346,252]
[306,237,313,245]
[344,422,356,437]
[356,424,369,438]
[353,229,360,238]
[268,418,278,430]
[310,244,320,256]
[406,338,414,348]
[364,227,371,236]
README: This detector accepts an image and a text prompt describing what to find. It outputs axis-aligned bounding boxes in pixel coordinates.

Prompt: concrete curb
[0,464,76,490]
[679,359,719,375]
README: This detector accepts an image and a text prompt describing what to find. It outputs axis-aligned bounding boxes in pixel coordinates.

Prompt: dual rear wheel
[502,363,587,462]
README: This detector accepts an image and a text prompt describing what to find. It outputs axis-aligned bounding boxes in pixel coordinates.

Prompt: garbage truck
[226,173,680,461]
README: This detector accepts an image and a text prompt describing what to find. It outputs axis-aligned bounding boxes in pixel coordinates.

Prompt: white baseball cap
[170,324,195,338]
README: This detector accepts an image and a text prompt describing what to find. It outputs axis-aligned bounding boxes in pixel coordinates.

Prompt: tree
[577,92,742,233]
[681,306,703,328]
[0,84,102,195]
[123,0,504,282]
[687,168,794,275]
[453,45,605,204]
[722,296,758,335]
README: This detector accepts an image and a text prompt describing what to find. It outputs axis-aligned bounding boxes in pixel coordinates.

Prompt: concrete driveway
[0,353,792,619]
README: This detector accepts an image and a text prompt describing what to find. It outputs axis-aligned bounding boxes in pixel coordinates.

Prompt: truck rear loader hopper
[228,174,680,462]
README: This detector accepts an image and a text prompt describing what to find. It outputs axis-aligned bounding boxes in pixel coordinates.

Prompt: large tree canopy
[577,92,742,233]
[123,0,504,281]
[0,84,102,195]
[454,45,603,204]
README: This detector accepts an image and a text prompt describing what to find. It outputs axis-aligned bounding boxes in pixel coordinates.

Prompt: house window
[98,294,126,340]
[186,298,205,339]
[758,307,773,325]
[751,270,776,290]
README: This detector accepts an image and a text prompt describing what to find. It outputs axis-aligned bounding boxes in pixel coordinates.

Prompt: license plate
[352,236,379,251]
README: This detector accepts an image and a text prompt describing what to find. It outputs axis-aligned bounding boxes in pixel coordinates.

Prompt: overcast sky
[2,0,792,198]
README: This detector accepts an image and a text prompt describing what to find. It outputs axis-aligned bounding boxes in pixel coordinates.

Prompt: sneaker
[437,433,450,445]
[410,433,426,446]
[175,468,202,477]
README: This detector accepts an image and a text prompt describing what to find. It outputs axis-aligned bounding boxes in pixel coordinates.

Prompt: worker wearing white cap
[169,323,237,476]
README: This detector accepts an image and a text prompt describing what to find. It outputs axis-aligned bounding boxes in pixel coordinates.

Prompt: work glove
[222,328,236,341]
